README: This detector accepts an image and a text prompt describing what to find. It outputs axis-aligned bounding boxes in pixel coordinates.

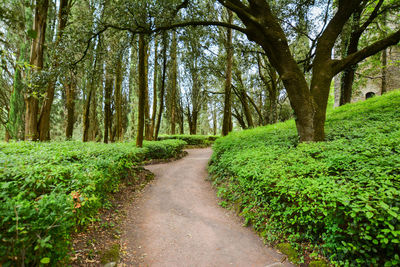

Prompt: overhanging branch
[332,29,400,75]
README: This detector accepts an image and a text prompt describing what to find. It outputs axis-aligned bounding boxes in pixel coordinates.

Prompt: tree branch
[332,29,400,75]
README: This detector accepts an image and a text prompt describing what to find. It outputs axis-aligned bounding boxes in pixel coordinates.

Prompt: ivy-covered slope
[209,90,400,266]
[0,139,185,266]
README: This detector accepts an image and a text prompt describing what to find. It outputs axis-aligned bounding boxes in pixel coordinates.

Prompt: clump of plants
[157,134,218,146]
[0,139,185,266]
[210,90,400,266]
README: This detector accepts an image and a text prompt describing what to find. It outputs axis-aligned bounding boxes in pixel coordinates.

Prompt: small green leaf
[40,257,50,264]
[366,211,374,219]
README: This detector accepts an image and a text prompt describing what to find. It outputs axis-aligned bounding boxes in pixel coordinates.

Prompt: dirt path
[121,148,294,267]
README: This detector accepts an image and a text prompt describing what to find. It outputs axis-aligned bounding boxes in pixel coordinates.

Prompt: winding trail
[121,148,294,267]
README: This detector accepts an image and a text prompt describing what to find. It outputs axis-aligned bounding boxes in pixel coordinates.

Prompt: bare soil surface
[121,148,294,267]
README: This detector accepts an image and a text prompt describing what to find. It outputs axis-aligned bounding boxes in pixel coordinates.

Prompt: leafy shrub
[157,134,219,145]
[209,90,400,266]
[0,140,185,266]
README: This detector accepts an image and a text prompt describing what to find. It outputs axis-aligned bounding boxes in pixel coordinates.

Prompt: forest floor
[119,148,294,267]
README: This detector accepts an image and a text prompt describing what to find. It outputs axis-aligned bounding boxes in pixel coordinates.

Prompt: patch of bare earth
[69,166,154,266]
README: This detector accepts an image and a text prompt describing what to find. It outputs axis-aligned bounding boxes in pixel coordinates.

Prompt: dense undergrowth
[0,139,185,266]
[210,90,400,266]
[158,134,218,146]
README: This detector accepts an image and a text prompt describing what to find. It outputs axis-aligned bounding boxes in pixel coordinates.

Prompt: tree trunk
[115,54,123,141]
[38,0,69,141]
[103,64,113,143]
[381,48,387,95]
[8,42,26,140]
[232,106,246,130]
[235,72,254,128]
[189,110,198,134]
[25,0,49,141]
[143,39,151,140]
[213,103,217,135]
[5,130,10,142]
[178,101,184,134]
[154,32,168,140]
[136,33,146,147]
[65,71,76,139]
[150,36,158,140]
[222,10,233,136]
[82,86,93,142]
[170,31,178,135]
[89,83,99,141]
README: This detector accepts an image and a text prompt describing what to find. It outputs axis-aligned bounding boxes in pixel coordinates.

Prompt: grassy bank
[210,90,400,266]
[0,139,185,266]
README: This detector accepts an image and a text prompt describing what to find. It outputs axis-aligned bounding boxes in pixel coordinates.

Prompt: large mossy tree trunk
[38,0,69,141]
[24,0,49,141]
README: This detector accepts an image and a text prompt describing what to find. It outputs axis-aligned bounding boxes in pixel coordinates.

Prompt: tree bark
[38,0,69,141]
[82,86,93,142]
[170,31,178,135]
[212,102,217,135]
[221,9,233,136]
[154,32,168,140]
[150,35,159,140]
[115,53,123,141]
[235,71,253,128]
[65,71,76,139]
[144,39,151,140]
[25,0,49,141]
[136,33,146,147]
[103,63,113,143]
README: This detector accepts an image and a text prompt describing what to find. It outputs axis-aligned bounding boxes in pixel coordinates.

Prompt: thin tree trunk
[144,39,151,140]
[170,31,177,135]
[154,32,168,140]
[25,0,49,141]
[381,48,387,94]
[82,85,93,142]
[65,71,76,139]
[103,64,113,143]
[213,103,217,135]
[89,83,99,141]
[222,10,233,136]
[136,33,146,147]
[115,54,123,141]
[150,36,158,140]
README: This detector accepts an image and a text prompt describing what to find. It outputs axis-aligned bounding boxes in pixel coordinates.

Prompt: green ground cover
[157,134,218,146]
[0,139,185,266]
[210,90,400,266]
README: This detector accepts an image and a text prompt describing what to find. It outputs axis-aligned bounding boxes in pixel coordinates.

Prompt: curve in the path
[121,148,294,267]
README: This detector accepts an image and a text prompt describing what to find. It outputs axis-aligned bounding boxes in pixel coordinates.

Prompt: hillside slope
[210,90,400,266]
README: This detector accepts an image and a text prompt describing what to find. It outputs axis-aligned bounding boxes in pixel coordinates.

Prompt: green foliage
[209,91,400,266]
[0,139,185,265]
[157,134,219,145]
